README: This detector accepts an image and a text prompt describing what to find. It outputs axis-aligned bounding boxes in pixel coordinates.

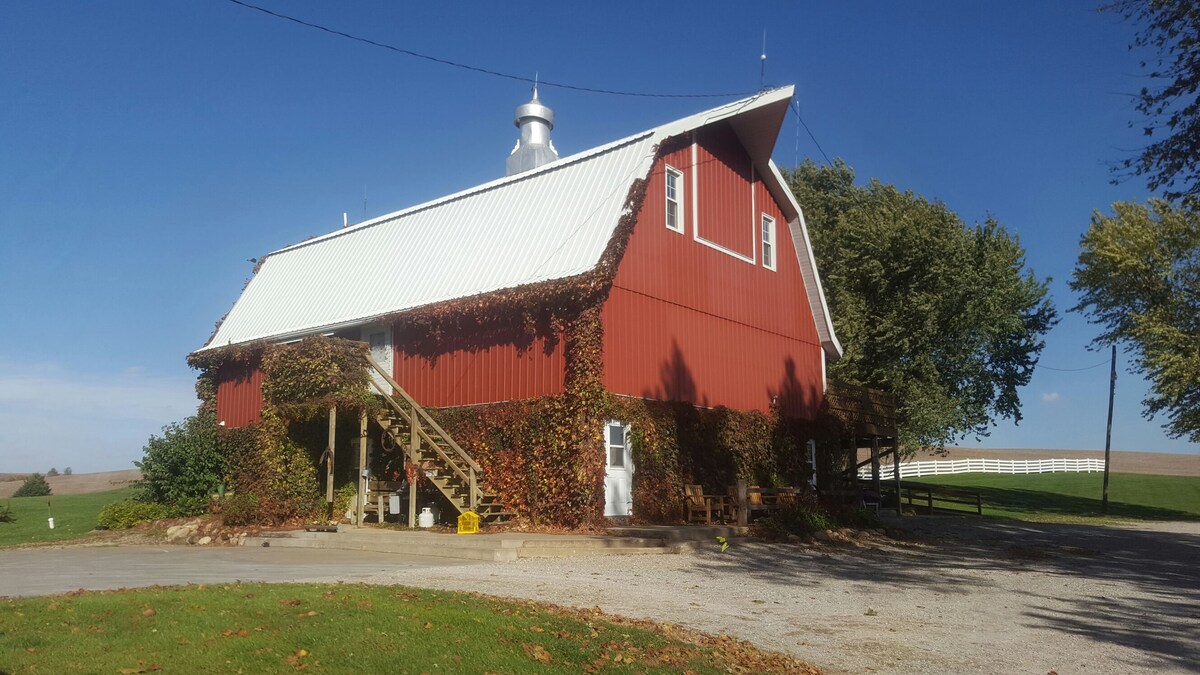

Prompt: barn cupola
[506,85,559,176]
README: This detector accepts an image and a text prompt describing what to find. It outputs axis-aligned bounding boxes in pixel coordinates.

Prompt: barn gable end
[602,122,824,419]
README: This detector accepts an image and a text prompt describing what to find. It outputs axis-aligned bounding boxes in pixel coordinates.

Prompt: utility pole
[1102,344,1116,515]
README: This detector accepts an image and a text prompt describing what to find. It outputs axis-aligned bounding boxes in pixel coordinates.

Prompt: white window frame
[606,421,628,469]
[665,165,684,234]
[806,439,818,488]
[761,213,777,271]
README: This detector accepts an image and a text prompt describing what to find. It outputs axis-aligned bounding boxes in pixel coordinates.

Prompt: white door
[362,324,393,394]
[603,421,633,517]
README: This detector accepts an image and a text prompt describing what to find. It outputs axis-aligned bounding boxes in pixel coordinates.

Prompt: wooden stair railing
[364,355,512,523]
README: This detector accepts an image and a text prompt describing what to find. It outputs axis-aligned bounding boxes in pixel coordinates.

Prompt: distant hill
[0,470,141,498]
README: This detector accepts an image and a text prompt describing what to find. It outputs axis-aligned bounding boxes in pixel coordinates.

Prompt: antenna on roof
[533,72,539,98]
[343,212,348,228]
[759,30,767,90]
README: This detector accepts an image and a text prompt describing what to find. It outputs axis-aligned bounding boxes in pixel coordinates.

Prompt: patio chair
[684,485,727,525]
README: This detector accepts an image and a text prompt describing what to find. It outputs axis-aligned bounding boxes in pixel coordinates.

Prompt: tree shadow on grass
[963,485,1200,521]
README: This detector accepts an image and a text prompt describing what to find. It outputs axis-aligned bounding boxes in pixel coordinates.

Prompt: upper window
[606,422,626,468]
[665,165,684,233]
[761,214,777,270]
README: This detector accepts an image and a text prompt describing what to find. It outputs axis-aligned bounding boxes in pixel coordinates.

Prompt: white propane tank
[417,507,434,528]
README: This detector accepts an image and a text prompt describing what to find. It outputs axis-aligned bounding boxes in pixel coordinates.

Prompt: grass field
[917,472,1200,522]
[0,488,133,548]
[0,583,808,674]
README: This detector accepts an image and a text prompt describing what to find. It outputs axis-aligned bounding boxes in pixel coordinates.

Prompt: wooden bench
[727,485,807,523]
[684,485,729,525]
[363,480,406,524]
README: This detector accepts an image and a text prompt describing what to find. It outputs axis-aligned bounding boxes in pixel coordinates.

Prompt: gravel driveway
[367,517,1200,674]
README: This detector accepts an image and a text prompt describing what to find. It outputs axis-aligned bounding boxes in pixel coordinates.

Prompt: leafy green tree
[46,467,58,477]
[13,473,51,498]
[135,411,225,513]
[786,160,1057,448]
[62,467,72,475]
[1106,0,1200,201]
[1071,199,1200,441]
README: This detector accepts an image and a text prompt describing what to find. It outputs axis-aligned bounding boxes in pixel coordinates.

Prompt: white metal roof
[199,85,842,360]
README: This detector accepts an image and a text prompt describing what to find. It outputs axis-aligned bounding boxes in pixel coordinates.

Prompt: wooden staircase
[364,355,513,524]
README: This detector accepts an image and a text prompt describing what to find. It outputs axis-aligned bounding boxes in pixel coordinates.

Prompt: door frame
[603,419,634,517]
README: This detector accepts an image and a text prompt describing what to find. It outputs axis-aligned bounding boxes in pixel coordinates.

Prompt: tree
[1071,199,1200,441]
[62,467,72,475]
[1106,0,1200,201]
[46,467,58,477]
[786,160,1057,448]
[135,411,226,513]
[13,473,52,498]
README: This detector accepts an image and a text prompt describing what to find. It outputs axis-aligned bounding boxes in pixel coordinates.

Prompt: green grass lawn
[0,487,134,548]
[916,471,1200,522]
[0,583,807,674]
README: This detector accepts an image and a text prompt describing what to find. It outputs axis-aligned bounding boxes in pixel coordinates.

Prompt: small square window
[761,214,776,270]
[665,166,684,233]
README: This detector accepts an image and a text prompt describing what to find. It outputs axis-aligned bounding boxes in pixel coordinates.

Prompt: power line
[790,98,832,165]
[222,0,755,99]
[1036,358,1111,372]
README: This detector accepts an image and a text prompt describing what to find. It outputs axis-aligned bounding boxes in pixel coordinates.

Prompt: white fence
[857,457,1105,480]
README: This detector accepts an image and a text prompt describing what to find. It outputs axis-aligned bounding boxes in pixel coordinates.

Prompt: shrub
[220,494,260,527]
[97,501,169,530]
[136,411,225,509]
[829,504,882,529]
[0,503,14,523]
[46,467,59,477]
[13,473,51,498]
[333,483,357,521]
[758,497,833,538]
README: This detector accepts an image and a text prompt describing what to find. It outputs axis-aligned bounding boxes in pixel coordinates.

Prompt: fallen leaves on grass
[521,643,552,664]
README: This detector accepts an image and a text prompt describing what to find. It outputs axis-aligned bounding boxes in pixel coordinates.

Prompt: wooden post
[848,436,857,476]
[325,406,336,521]
[356,411,368,528]
[893,443,903,516]
[408,405,419,529]
[1102,344,1116,515]
[736,479,749,526]
[469,468,477,513]
[870,436,881,496]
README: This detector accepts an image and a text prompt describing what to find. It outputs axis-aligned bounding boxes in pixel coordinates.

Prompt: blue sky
[1,1,1196,472]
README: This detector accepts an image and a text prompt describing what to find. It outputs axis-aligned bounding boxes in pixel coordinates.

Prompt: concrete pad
[0,545,476,598]
[245,527,676,561]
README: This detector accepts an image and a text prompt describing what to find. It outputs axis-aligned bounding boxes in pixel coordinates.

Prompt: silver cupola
[506,85,559,176]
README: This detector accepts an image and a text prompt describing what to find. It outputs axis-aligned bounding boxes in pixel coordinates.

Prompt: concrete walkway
[0,544,474,598]
[245,524,750,561]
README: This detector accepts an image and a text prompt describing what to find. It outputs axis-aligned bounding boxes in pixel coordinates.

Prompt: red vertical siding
[694,127,756,259]
[602,123,824,419]
[216,364,264,428]
[393,324,566,407]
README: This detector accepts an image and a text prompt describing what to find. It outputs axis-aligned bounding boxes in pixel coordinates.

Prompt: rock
[813,530,835,543]
[197,536,212,546]
[165,524,198,544]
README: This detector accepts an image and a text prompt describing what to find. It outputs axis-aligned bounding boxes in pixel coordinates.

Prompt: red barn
[197,85,842,521]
